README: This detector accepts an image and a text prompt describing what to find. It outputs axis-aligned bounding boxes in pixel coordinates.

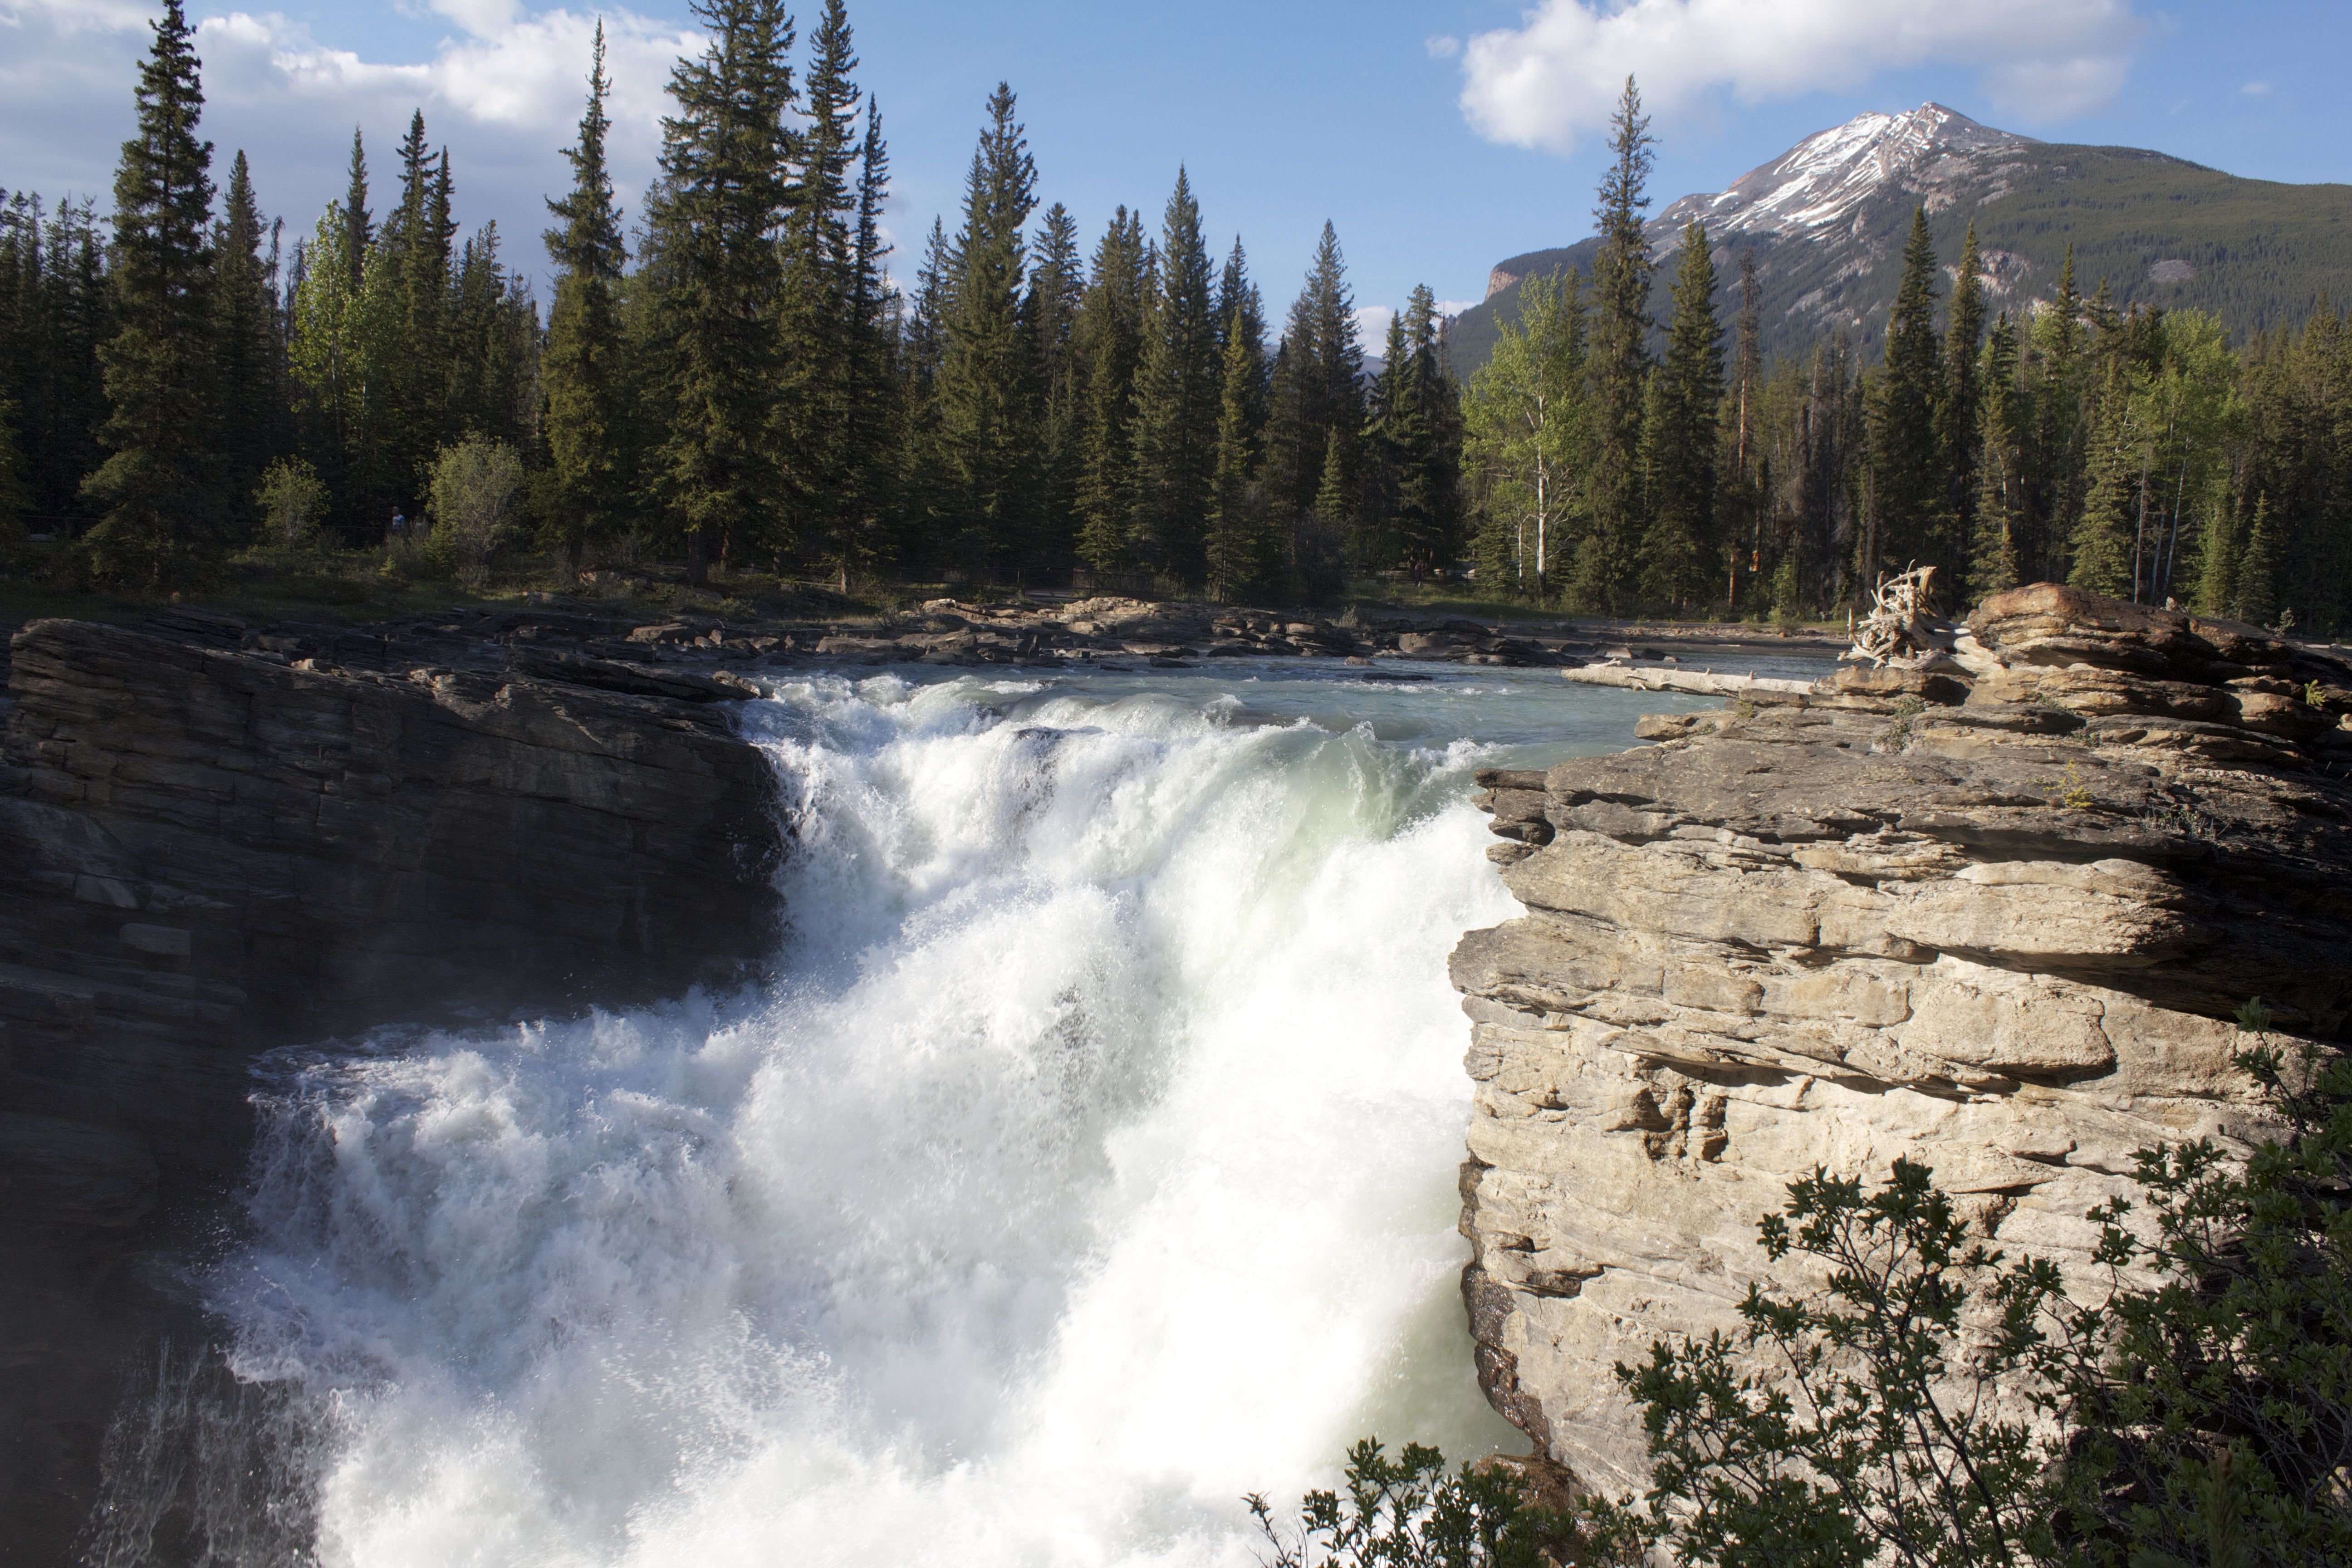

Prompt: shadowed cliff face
[0,616,783,1563]
[1453,586,2352,1494]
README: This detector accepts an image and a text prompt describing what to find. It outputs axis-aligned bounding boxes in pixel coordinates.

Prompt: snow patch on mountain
[1654,103,2033,245]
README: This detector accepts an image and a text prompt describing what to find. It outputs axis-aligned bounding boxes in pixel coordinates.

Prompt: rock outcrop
[561,593,1839,671]
[0,614,784,1559]
[1454,585,2352,1494]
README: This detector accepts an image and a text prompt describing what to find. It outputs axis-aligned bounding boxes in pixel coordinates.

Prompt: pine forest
[9,1,2352,635]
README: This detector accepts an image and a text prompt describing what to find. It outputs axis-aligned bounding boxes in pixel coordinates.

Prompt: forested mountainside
[1447,105,2352,373]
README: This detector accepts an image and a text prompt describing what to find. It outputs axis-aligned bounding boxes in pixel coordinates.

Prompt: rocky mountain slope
[1447,104,2352,372]
[1452,585,2352,1492]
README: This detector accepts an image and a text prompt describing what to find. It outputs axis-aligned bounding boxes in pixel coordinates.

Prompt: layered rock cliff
[0,614,784,1559]
[1453,586,2352,1494]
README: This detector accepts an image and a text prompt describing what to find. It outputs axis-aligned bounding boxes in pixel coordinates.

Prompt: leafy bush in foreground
[1265,1018,2349,1568]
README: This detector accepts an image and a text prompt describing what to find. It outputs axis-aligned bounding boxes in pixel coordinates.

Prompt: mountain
[1444,103,2352,374]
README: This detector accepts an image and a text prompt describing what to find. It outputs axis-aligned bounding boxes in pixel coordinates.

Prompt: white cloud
[1436,299,1479,318]
[1425,35,1460,61]
[2242,79,2272,96]
[1354,304,1395,353]
[1456,0,2150,155]
[0,3,700,285]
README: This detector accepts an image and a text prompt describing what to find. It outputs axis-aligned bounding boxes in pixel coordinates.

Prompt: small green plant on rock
[1882,694,1927,752]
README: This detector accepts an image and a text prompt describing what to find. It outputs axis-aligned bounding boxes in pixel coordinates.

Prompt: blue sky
[4,1,2348,340]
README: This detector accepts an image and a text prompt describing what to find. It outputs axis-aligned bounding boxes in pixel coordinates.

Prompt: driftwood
[1842,565,1958,669]
[1562,664,1813,696]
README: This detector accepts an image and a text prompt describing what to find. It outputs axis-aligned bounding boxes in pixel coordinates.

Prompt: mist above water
[185,662,1719,1568]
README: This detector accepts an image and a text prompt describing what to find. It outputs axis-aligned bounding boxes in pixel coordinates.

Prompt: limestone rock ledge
[1452,585,2352,1495]
[0,617,783,1558]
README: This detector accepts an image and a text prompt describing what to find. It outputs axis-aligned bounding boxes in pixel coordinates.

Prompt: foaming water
[196,662,1730,1568]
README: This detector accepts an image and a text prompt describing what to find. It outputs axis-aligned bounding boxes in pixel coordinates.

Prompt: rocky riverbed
[1454,584,2352,1494]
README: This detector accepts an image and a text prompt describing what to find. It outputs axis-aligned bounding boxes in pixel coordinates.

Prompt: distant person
[390,508,408,543]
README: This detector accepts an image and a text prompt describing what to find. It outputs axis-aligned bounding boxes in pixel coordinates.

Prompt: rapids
[127,660,1783,1567]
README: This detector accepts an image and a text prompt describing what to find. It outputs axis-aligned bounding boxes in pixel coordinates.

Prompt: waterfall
[154,667,1676,1567]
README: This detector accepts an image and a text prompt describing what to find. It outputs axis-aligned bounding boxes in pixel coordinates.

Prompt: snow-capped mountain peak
[1655,104,2033,244]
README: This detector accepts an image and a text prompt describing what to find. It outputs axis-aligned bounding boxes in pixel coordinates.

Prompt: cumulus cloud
[1456,0,2150,155]
[0,2,699,284]
[1425,35,1461,60]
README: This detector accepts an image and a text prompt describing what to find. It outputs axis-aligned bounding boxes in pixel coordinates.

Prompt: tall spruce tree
[1724,249,1764,605]
[215,149,284,532]
[1969,314,2025,596]
[1206,301,1273,602]
[936,82,1039,575]
[647,0,797,583]
[1641,221,1722,608]
[1260,222,1363,527]
[1580,76,1656,610]
[776,0,867,567]
[381,111,455,499]
[1029,201,1085,563]
[2069,366,2136,596]
[2235,493,2279,625]
[2025,244,2087,583]
[1075,205,1147,570]
[1392,284,1462,576]
[1129,167,1220,583]
[541,20,630,576]
[83,0,225,585]
[1870,206,1945,588]
[840,97,895,569]
[340,128,372,289]
[1942,220,1986,594]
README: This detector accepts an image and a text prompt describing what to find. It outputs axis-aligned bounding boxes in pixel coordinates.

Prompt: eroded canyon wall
[1453,585,2352,1493]
[0,614,783,1558]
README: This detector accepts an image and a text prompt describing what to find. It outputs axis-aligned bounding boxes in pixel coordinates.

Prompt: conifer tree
[1205,302,1272,602]
[541,20,630,576]
[1641,221,1722,607]
[1029,201,1085,562]
[2068,368,2136,596]
[776,0,866,567]
[1580,76,1656,610]
[1942,221,1986,591]
[340,128,372,289]
[1724,250,1764,604]
[893,217,954,568]
[1,196,112,526]
[2025,244,2087,582]
[1366,285,1461,578]
[83,0,225,585]
[1869,206,1945,587]
[1129,167,1220,583]
[1075,206,1147,570]
[646,0,797,583]
[1213,237,1269,449]
[0,392,29,534]
[842,98,896,568]
[381,111,455,497]
[2236,494,2280,625]
[936,82,1038,574]
[1969,314,2024,597]
[215,149,284,533]
[1260,222,1363,526]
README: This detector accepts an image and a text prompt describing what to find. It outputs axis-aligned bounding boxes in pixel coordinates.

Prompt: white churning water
[192,661,1737,1568]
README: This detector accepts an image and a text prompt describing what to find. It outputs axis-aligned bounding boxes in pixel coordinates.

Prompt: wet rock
[0,616,784,1548]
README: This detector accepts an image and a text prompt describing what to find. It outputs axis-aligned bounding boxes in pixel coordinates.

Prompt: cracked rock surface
[1453,585,2352,1493]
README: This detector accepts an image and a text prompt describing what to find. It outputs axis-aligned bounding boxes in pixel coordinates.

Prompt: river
[99,657,1818,1568]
